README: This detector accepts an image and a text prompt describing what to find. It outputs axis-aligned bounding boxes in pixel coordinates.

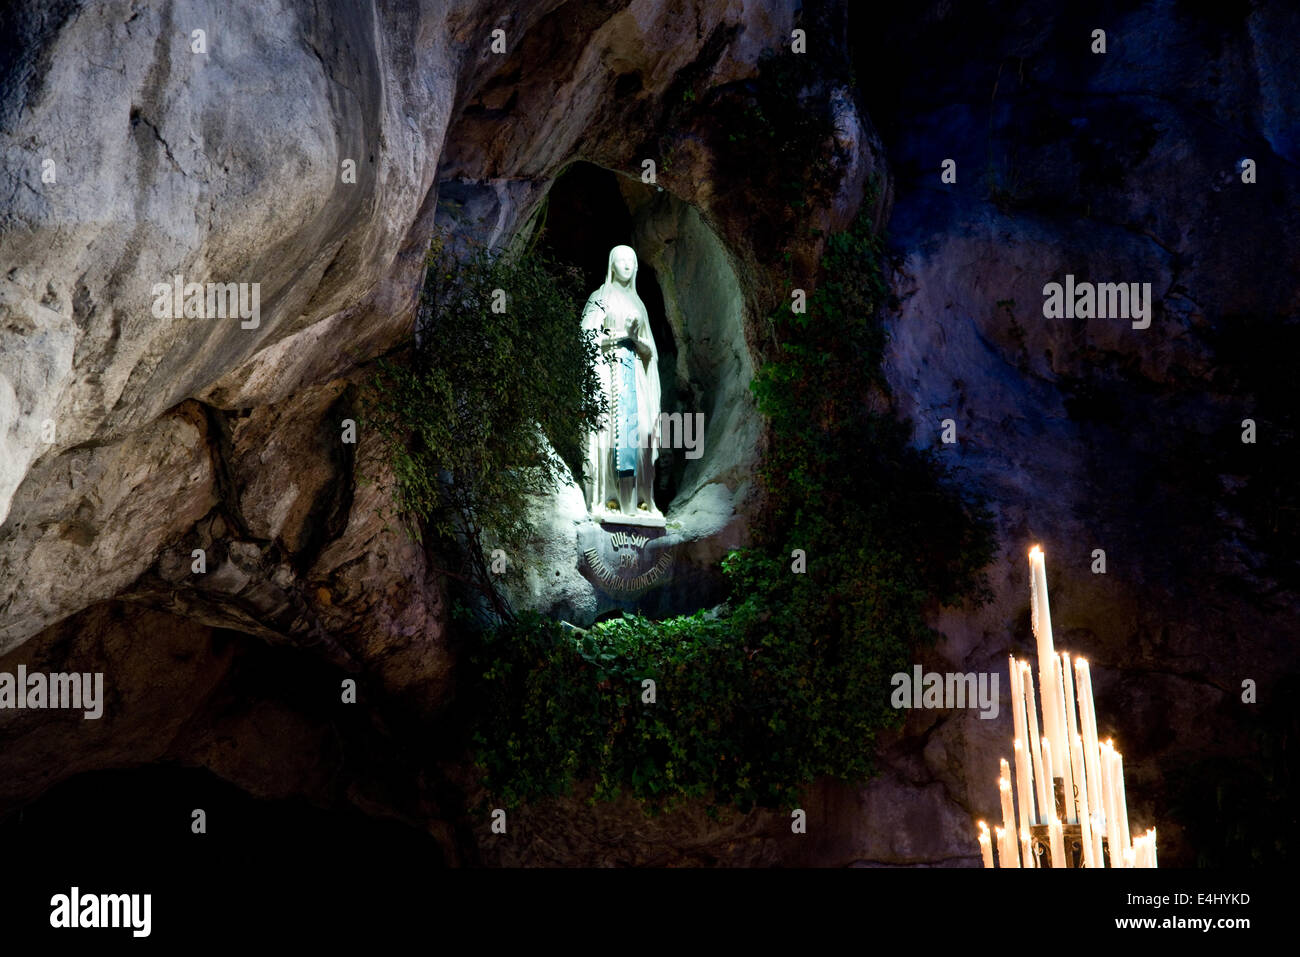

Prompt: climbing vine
[362,233,605,618]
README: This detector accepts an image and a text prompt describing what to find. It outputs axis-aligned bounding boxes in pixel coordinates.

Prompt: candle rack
[1026,778,1113,868]
[975,546,1157,868]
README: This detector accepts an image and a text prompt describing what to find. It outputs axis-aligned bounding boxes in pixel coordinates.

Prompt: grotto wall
[854,0,1300,866]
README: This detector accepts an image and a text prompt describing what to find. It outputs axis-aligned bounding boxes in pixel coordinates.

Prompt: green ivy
[362,233,605,616]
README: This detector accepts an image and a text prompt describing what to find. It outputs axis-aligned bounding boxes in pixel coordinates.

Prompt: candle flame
[1029,545,1043,559]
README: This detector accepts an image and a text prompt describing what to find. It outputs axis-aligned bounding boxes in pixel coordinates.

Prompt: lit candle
[1149,828,1158,869]
[1102,742,1126,865]
[1010,658,1035,828]
[1053,653,1076,820]
[1020,826,1034,869]
[1013,739,1033,834]
[1098,741,1116,859]
[1049,814,1066,868]
[1115,749,1132,860]
[994,826,1007,867]
[999,773,1020,867]
[1075,659,1106,841]
[1069,732,1094,865]
[1060,653,1081,822]
[978,820,994,868]
[1029,548,1064,783]
[1092,811,1107,868]
[1022,662,1049,820]
[1041,736,1056,820]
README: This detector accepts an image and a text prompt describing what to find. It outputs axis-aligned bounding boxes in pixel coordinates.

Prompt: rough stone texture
[0,405,217,651]
[0,0,455,525]
[856,0,1300,866]
[0,603,234,808]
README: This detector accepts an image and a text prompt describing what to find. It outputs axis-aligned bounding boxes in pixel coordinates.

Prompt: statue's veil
[600,245,640,316]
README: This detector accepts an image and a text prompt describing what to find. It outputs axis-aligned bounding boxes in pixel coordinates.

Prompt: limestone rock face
[859,0,1300,867]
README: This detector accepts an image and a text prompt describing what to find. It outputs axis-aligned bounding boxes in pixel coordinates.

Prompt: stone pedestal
[577,522,674,599]
[591,508,666,528]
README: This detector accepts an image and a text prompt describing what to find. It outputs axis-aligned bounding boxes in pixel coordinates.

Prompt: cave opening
[434,157,759,620]
[532,160,683,514]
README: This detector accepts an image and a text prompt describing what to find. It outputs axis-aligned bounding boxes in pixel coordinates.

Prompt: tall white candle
[1041,736,1056,821]
[995,826,1007,868]
[1010,658,1035,827]
[1020,826,1034,869]
[1075,658,1106,838]
[1060,653,1080,823]
[1098,741,1114,859]
[978,820,994,868]
[1070,730,1095,867]
[1115,749,1132,859]
[1049,815,1066,868]
[1107,746,1127,860]
[1101,742,1123,865]
[999,773,1020,867]
[1013,738,1034,832]
[1029,548,1063,777]
[1022,662,1049,820]
[1052,653,1075,819]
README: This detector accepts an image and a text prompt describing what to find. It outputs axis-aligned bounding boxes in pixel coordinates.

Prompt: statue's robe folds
[581,284,661,518]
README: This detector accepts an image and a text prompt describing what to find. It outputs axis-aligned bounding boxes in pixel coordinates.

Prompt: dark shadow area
[0,762,446,870]
[0,762,450,938]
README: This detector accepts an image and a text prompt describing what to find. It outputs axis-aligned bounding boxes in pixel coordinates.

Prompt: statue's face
[612,248,635,283]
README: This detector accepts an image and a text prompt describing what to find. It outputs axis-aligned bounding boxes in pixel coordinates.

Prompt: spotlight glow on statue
[581,245,664,525]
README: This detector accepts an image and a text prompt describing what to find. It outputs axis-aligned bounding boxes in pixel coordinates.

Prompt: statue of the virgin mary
[581,245,663,524]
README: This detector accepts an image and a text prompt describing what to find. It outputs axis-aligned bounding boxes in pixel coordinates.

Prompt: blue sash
[613,342,639,476]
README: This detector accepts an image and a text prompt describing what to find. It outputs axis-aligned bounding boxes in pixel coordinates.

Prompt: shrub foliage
[363,233,605,618]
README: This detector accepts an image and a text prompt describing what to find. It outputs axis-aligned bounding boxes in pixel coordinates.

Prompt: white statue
[581,245,663,524]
